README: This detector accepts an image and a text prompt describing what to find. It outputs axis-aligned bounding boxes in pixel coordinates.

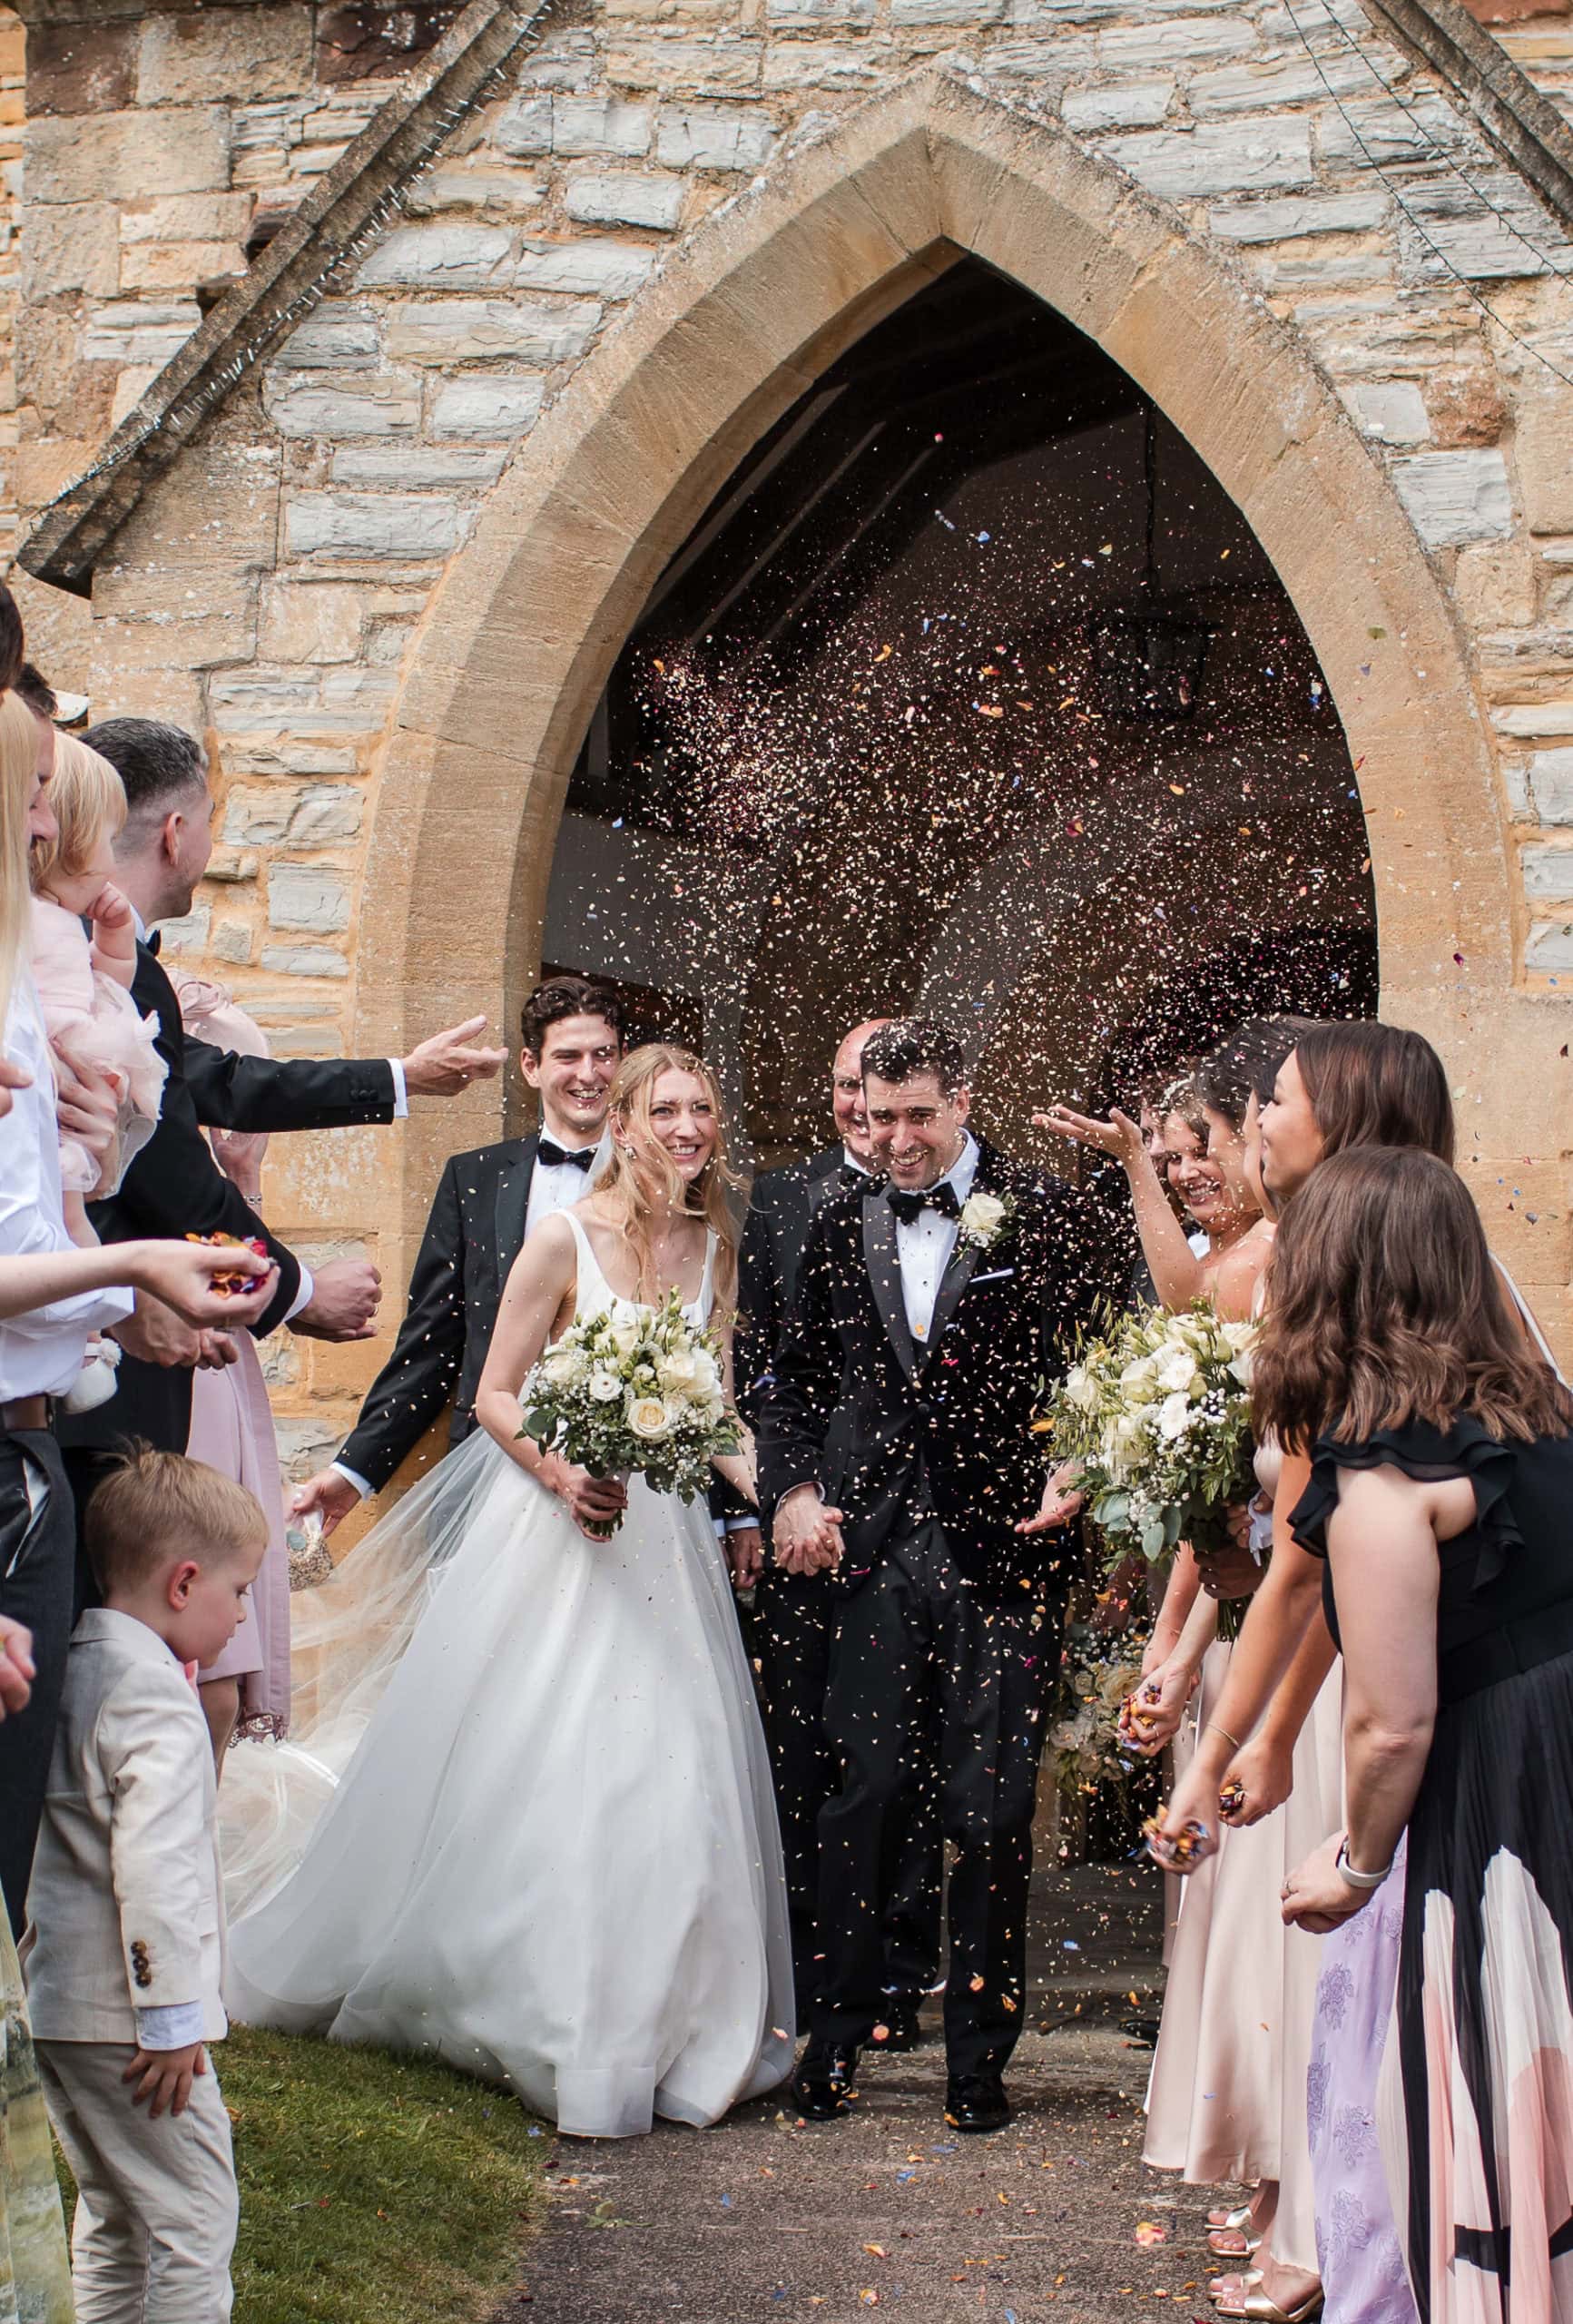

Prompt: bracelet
[1204,1722,1243,1754]
[1335,1837,1392,1891]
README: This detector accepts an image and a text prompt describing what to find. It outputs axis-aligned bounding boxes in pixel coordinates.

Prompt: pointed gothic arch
[353,65,1514,1223]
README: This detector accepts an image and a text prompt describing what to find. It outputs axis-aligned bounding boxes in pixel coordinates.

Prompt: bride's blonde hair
[594,1043,741,1305]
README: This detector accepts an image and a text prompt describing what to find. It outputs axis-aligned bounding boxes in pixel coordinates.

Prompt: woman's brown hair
[1293,1019,1454,1167]
[593,1043,742,1305]
[1253,1146,1570,1452]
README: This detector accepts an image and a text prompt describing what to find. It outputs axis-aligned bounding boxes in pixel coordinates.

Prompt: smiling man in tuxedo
[293,976,629,1532]
[759,1021,1110,2134]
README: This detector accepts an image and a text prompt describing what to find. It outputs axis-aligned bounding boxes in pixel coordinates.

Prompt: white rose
[1157,1391,1193,1441]
[1155,1344,1199,1395]
[960,1191,1008,1240]
[1221,1321,1257,1355]
[541,1345,587,1390]
[588,1367,623,1403]
[1066,1364,1098,1413]
[690,1349,720,1396]
[607,1315,642,1359]
[626,1393,676,1442]
[1119,1356,1158,1399]
[657,1348,701,1394]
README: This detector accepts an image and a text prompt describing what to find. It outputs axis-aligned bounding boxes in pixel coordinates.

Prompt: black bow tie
[538,1138,596,1171]
[888,1181,961,1225]
[145,931,162,958]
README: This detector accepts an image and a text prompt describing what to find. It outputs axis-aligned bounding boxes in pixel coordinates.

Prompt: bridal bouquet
[1037,1301,1258,1622]
[518,1290,742,1539]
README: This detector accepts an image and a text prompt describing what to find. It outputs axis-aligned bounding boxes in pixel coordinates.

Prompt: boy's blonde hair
[29,734,126,893]
[86,1445,268,1596]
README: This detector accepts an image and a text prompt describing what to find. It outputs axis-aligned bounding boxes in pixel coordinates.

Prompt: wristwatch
[1335,1837,1391,1891]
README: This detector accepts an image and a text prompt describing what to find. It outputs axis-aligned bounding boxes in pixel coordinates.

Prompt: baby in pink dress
[28,733,166,1208]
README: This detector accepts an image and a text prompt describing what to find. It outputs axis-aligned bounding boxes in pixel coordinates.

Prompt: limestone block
[121,240,248,293]
[513,239,656,297]
[223,786,295,846]
[1522,843,1573,903]
[1526,920,1573,971]
[1345,380,1429,444]
[1061,79,1173,132]
[25,107,231,205]
[268,866,351,934]
[1493,704,1573,740]
[761,43,880,88]
[1315,94,1470,169]
[1102,123,1314,201]
[406,167,546,213]
[330,445,507,486]
[1391,448,1513,547]
[1514,381,1573,535]
[261,584,366,664]
[654,106,778,170]
[429,373,546,437]
[357,223,515,288]
[213,920,254,966]
[265,378,421,438]
[1096,15,1257,67]
[138,7,312,104]
[272,307,383,370]
[766,0,875,22]
[609,35,764,94]
[25,20,139,116]
[261,944,349,980]
[496,93,654,157]
[1521,748,1573,820]
[82,300,201,367]
[15,440,94,513]
[386,297,602,363]
[892,0,1003,21]
[1454,542,1537,630]
[1207,192,1387,242]
[1426,370,1507,450]
[120,194,257,245]
[290,787,366,847]
[988,36,1098,74]
[1398,177,1554,285]
[565,172,686,230]
[202,849,260,886]
[1188,54,1371,113]
[224,741,361,778]
[287,491,465,560]
[20,202,118,300]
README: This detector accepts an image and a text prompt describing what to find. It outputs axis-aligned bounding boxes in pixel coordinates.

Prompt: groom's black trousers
[811,1522,1064,2082]
[755,1564,941,2015]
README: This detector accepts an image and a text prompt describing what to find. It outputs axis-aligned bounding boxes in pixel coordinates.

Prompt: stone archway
[355,64,1519,1237]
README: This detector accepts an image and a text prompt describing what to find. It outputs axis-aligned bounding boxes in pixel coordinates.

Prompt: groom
[293,976,626,1535]
[758,1021,1108,2134]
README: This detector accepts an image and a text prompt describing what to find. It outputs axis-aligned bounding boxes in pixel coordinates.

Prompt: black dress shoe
[791,2040,860,2121]
[944,2073,1010,2133]
[870,1997,926,2053]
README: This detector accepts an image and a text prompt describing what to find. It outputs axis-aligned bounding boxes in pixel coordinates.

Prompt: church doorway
[541,257,1375,1167]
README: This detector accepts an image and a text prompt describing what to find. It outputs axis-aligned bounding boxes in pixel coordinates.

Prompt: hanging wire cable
[1283,0,1573,391]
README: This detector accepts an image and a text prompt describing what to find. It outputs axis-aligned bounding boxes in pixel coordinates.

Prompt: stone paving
[497,1866,1239,2324]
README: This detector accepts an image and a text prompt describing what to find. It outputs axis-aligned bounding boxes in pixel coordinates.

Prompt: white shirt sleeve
[329,1460,371,1500]
[133,2000,205,2051]
[283,1264,315,1324]
[389,1059,408,1119]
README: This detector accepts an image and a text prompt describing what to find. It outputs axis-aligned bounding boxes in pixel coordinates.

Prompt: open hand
[1033,1104,1145,1168]
[1017,1463,1084,1536]
[123,2041,207,2121]
[401,1017,509,1098]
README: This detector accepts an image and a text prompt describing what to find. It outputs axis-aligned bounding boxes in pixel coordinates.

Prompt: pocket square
[968,1267,1017,1285]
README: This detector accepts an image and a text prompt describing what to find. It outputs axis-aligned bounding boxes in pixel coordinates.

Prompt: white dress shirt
[525,1126,611,1238]
[0,976,133,1401]
[329,1124,612,1502]
[895,1131,979,1346]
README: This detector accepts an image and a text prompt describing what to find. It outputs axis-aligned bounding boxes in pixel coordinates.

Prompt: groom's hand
[1017,1470,1083,1535]
[291,1258,382,1342]
[772,1484,843,1574]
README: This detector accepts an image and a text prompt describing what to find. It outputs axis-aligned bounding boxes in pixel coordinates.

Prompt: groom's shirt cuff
[283,1265,315,1325]
[330,1460,371,1501]
[389,1059,408,1118]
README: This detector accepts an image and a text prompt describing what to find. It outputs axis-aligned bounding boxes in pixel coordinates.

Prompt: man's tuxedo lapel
[861,1192,917,1381]
[493,1136,539,1289]
[808,1147,845,1217]
[920,1142,1005,1365]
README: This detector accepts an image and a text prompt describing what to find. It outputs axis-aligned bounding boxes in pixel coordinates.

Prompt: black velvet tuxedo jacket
[59,939,397,1460]
[756,1140,1112,1601]
[336,1134,544,1494]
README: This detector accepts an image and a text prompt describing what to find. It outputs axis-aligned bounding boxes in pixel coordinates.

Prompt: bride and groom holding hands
[234,983,1111,2140]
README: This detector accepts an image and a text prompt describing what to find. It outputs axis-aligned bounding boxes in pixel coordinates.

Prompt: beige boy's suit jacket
[23,1607,228,2043]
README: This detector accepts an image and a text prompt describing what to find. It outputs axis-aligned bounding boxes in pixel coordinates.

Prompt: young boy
[23,1446,267,2323]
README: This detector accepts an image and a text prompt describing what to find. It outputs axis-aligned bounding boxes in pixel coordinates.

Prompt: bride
[226,1044,795,2138]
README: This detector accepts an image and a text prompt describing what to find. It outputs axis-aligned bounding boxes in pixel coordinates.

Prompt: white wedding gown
[226,1216,795,2137]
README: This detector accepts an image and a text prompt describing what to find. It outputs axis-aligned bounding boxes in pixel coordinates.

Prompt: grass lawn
[58,2025,550,2324]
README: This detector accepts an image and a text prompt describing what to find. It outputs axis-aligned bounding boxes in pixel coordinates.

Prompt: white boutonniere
[958,1188,1015,1254]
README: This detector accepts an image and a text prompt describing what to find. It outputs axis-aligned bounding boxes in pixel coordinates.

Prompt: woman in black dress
[1262,1146,1573,2323]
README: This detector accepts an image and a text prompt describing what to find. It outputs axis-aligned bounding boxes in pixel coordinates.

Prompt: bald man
[741,1021,941,2040]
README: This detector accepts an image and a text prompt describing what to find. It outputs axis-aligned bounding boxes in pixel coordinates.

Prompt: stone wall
[10,0,1573,1474]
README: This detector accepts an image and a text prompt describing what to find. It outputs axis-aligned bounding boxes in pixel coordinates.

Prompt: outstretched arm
[1034,1105,1204,1310]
